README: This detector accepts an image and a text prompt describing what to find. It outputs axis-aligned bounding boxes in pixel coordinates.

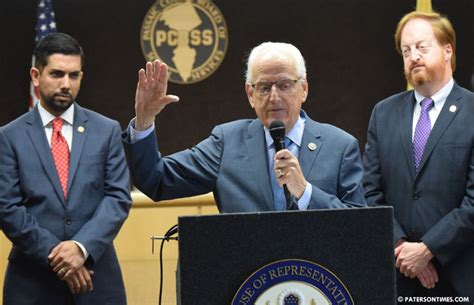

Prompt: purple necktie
[413,98,434,171]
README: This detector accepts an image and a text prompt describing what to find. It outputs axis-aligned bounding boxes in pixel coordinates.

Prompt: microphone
[269,120,292,210]
[269,120,286,151]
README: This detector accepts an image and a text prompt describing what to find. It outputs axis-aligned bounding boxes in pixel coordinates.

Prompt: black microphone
[269,120,286,151]
[269,120,292,210]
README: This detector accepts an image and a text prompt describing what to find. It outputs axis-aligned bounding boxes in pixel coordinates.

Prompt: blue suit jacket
[123,111,366,212]
[0,104,131,305]
[363,83,474,298]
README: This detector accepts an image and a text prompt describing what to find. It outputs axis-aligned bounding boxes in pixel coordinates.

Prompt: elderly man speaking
[123,42,366,212]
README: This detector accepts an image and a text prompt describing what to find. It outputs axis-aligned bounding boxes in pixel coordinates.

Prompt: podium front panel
[178,207,395,304]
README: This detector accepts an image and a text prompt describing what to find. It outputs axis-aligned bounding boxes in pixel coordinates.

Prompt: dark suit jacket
[0,104,131,305]
[123,111,366,212]
[363,83,474,298]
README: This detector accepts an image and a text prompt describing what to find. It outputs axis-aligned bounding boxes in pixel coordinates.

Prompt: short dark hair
[33,32,85,70]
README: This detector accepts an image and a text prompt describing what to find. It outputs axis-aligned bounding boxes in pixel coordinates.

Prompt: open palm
[135,60,179,130]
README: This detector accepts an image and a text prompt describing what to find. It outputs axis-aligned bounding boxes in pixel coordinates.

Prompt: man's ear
[245,82,255,109]
[301,79,309,104]
[444,44,453,63]
[30,67,41,86]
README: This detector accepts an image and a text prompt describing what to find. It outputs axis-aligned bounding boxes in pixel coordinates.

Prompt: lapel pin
[308,142,317,151]
[449,105,457,113]
[77,126,85,133]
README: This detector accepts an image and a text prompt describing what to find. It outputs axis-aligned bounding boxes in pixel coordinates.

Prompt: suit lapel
[244,119,274,210]
[398,92,416,180]
[299,116,322,178]
[67,104,88,191]
[416,84,463,176]
[25,107,66,203]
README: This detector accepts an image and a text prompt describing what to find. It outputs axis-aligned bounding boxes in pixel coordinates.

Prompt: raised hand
[135,59,179,130]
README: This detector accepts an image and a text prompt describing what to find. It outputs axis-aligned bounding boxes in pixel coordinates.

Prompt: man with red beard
[363,11,474,303]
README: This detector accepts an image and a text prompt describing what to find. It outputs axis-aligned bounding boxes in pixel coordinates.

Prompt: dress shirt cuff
[296,182,312,210]
[73,241,89,260]
[129,117,155,143]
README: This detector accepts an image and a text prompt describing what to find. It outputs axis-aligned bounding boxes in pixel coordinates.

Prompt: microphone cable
[151,224,178,305]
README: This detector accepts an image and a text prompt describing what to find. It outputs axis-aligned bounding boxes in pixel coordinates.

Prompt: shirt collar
[414,77,454,111]
[264,113,305,148]
[38,102,75,127]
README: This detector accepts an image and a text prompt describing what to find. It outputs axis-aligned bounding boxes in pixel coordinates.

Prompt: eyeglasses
[250,78,301,96]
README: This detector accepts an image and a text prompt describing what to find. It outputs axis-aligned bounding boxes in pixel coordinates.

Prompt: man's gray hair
[245,42,307,83]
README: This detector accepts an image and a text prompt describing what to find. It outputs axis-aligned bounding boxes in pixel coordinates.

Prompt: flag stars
[50,21,56,29]
[39,13,46,19]
[40,24,48,32]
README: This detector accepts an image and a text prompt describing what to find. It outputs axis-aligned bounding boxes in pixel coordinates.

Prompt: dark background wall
[0,0,472,155]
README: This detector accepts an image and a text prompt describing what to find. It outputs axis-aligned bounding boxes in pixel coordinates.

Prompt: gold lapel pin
[449,105,457,113]
[77,126,85,133]
[308,142,317,151]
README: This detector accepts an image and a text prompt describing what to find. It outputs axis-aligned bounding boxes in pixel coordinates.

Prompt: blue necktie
[270,137,291,210]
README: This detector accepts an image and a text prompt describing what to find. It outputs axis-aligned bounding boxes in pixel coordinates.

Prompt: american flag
[29,0,57,110]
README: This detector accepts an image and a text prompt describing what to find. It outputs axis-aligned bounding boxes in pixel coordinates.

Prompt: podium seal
[232,259,354,305]
[141,0,228,84]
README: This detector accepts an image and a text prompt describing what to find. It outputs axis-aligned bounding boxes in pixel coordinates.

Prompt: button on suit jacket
[0,104,131,305]
[363,83,474,298]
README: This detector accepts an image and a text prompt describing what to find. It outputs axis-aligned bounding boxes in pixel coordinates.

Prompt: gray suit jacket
[123,111,366,212]
[363,83,474,298]
[0,104,131,305]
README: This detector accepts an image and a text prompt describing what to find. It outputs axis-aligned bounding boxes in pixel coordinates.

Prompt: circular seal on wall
[232,259,354,305]
[141,0,228,84]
